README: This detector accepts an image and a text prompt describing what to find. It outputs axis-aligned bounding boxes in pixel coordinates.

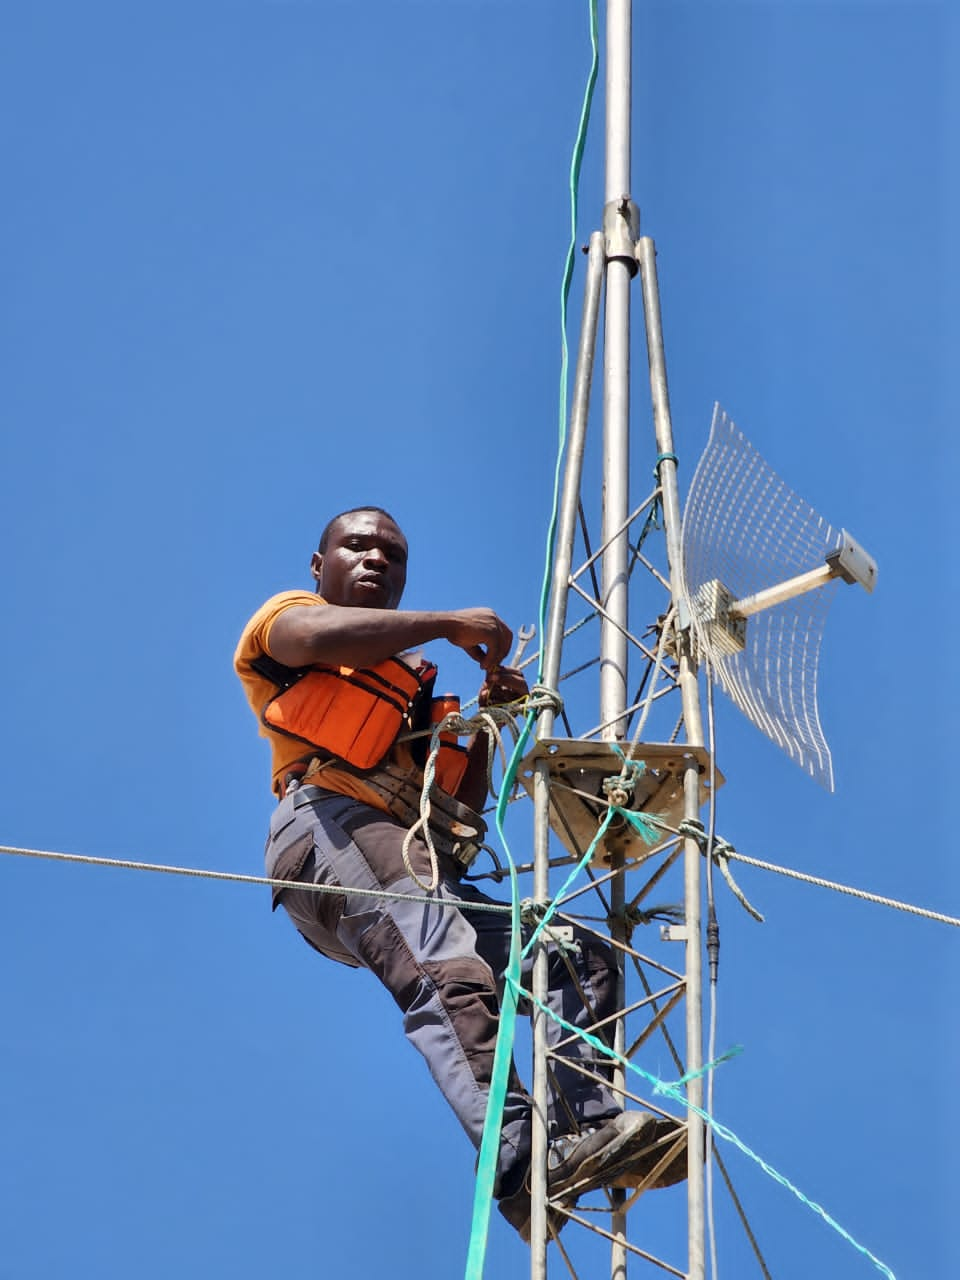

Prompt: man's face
[311,510,408,609]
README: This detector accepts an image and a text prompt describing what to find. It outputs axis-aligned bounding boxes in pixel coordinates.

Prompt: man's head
[311,507,408,610]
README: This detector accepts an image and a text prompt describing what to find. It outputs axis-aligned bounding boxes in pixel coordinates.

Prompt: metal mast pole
[527,6,708,1278]
[602,2,634,1277]
[529,233,606,1277]
[636,239,706,1280]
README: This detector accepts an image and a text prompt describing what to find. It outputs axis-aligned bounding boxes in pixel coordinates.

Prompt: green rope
[464,755,526,1278]
[522,809,612,959]
[473,755,899,1280]
[521,801,660,961]
[466,797,657,1272]
[464,2,599,1273]
[658,1044,743,1090]
[506,985,897,1280]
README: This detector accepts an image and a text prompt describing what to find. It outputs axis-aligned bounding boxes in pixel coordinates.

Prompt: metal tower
[513,3,877,1276]
[520,2,711,1274]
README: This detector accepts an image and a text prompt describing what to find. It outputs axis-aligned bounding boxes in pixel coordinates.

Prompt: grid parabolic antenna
[680,405,845,790]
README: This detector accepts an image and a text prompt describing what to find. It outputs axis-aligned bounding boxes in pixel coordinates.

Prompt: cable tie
[654,451,679,481]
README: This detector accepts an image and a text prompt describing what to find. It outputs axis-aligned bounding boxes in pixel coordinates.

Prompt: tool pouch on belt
[354,759,487,874]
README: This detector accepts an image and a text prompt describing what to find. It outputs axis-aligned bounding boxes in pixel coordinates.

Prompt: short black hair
[317,506,401,553]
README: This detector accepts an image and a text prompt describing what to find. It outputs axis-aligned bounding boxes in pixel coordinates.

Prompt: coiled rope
[400,689,562,892]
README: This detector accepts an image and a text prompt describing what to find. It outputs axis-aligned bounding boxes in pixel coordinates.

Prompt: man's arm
[268,603,514,672]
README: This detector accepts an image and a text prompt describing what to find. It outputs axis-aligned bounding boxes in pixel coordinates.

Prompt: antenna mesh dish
[680,405,841,790]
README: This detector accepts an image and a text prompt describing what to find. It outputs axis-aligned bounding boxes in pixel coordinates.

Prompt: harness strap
[250,652,311,688]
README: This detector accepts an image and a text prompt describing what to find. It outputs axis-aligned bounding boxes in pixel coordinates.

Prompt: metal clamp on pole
[519,898,574,948]
[603,195,641,275]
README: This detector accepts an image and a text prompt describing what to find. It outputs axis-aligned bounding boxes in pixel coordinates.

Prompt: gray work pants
[265,786,621,1195]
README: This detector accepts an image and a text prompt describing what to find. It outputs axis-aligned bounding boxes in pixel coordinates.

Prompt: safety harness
[250,652,485,871]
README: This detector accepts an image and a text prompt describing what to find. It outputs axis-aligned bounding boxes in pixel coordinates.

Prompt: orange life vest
[251,652,470,795]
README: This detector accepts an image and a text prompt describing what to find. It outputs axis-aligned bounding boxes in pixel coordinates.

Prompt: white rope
[7,815,951,930]
[0,843,514,914]
[401,702,525,893]
[721,847,960,929]
[670,813,959,928]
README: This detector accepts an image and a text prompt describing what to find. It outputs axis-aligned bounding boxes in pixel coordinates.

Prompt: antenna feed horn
[825,530,878,593]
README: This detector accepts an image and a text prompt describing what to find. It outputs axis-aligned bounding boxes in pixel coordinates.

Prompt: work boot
[609,1115,688,1190]
[547,1110,685,1198]
[498,1112,686,1241]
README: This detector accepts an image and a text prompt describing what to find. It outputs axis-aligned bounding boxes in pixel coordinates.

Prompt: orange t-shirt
[233,589,399,810]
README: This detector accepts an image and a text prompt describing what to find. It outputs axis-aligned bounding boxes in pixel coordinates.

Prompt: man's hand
[478,665,529,708]
[443,608,513,671]
[456,664,531,810]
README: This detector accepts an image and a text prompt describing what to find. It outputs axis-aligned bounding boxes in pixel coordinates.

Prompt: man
[234,506,684,1239]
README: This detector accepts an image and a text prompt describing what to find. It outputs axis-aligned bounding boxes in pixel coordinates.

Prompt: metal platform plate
[517,740,722,865]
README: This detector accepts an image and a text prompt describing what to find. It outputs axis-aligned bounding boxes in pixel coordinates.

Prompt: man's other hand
[478,666,529,708]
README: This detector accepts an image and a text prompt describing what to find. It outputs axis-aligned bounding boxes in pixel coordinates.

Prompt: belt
[290,783,348,809]
[284,771,485,874]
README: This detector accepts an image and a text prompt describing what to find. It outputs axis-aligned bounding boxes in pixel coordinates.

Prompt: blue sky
[1,3,956,1278]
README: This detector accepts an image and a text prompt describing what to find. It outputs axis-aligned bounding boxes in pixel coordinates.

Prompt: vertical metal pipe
[539,232,607,715]
[601,263,632,740]
[601,0,633,735]
[603,4,632,1277]
[607,845,628,1280]
[605,0,632,204]
[636,236,706,1280]
[528,819,551,1280]
[529,232,606,1278]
